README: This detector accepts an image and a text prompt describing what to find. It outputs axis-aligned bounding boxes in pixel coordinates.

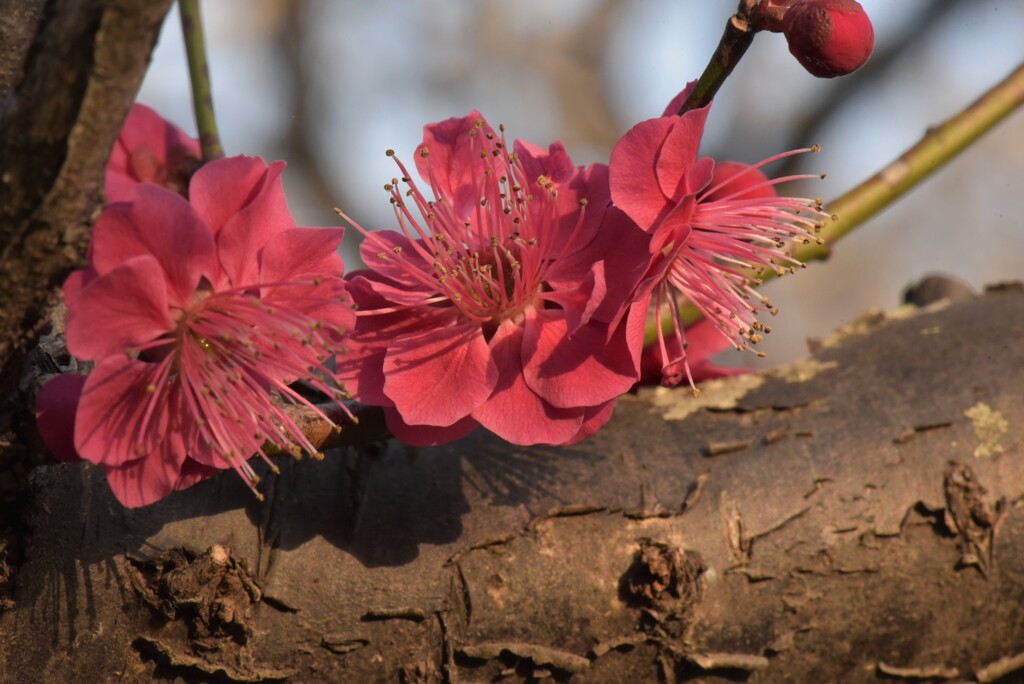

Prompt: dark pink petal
[188,155,272,235]
[567,162,612,249]
[104,170,138,204]
[105,105,201,199]
[213,159,299,287]
[115,104,199,169]
[414,112,495,221]
[359,275,437,308]
[522,310,638,408]
[257,228,351,329]
[514,139,576,187]
[540,259,603,335]
[62,267,98,308]
[258,227,345,285]
[648,197,696,256]
[335,338,393,407]
[660,82,698,117]
[703,161,775,202]
[104,459,179,508]
[35,374,86,462]
[623,300,648,375]
[655,111,712,201]
[383,322,498,426]
[66,255,174,361]
[88,204,139,276]
[335,275,455,405]
[74,355,186,473]
[357,231,436,304]
[104,434,203,508]
[175,460,224,491]
[609,117,676,229]
[560,399,616,446]
[91,184,216,308]
[384,408,478,447]
[471,321,584,446]
[547,206,651,324]
[514,145,610,259]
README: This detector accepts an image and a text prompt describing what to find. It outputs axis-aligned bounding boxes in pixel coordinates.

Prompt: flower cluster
[609,85,830,389]
[37,108,354,507]
[335,115,647,446]
[37,90,829,505]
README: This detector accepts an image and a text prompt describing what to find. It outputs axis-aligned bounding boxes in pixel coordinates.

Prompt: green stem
[648,59,1024,344]
[179,0,223,161]
[679,4,758,114]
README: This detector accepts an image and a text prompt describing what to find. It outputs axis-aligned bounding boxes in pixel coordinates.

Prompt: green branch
[800,60,1024,262]
[179,0,223,161]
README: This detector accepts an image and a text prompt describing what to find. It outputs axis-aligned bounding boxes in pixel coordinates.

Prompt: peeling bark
[2,288,1023,682]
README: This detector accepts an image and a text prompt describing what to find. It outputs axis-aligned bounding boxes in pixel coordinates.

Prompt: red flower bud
[782,0,874,78]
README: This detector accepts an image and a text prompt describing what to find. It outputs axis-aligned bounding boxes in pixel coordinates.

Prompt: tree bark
[0,0,173,398]
[2,287,1023,683]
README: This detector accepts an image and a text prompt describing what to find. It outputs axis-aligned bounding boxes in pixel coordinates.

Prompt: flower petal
[211,159,298,287]
[415,112,495,221]
[539,259,603,335]
[703,161,775,202]
[189,155,274,236]
[655,112,712,201]
[547,206,651,324]
[91,184,216,308]
[560,399,616,446]
[336,275,454,405]
[74,355,187,474]
[259,226,345,286]
[659,81,698,117]
[522,310,638,408]
[104,441,207,508]
[357,231,436,305]
[384,408,479,447]
[609,117,675,229]
[66,255,174,361]
[383,322,498,426]
[471,321,584,445]
[35,373,86,462]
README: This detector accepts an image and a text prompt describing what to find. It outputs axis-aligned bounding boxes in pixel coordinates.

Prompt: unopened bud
[782,0,874,78]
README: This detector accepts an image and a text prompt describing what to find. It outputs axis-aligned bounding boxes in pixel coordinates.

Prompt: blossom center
[347,123,585,334]
[132,280,351,496]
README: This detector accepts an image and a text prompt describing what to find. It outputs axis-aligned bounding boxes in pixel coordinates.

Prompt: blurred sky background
[138,0,1024,370]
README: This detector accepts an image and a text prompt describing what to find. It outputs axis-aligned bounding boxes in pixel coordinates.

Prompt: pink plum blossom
[610,85,831,390]
[337,113,648,446]
[106,103,201,202]
[38,156,353,507]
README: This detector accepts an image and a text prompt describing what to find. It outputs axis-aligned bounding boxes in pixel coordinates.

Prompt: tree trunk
[2,287,1023,683]
[0,0,172,398]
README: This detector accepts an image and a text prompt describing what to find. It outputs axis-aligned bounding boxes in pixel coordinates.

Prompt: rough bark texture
[2,287,1022,683]
[0,1,173,675]
[2,4,1023,683]
[0,0,173,397]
